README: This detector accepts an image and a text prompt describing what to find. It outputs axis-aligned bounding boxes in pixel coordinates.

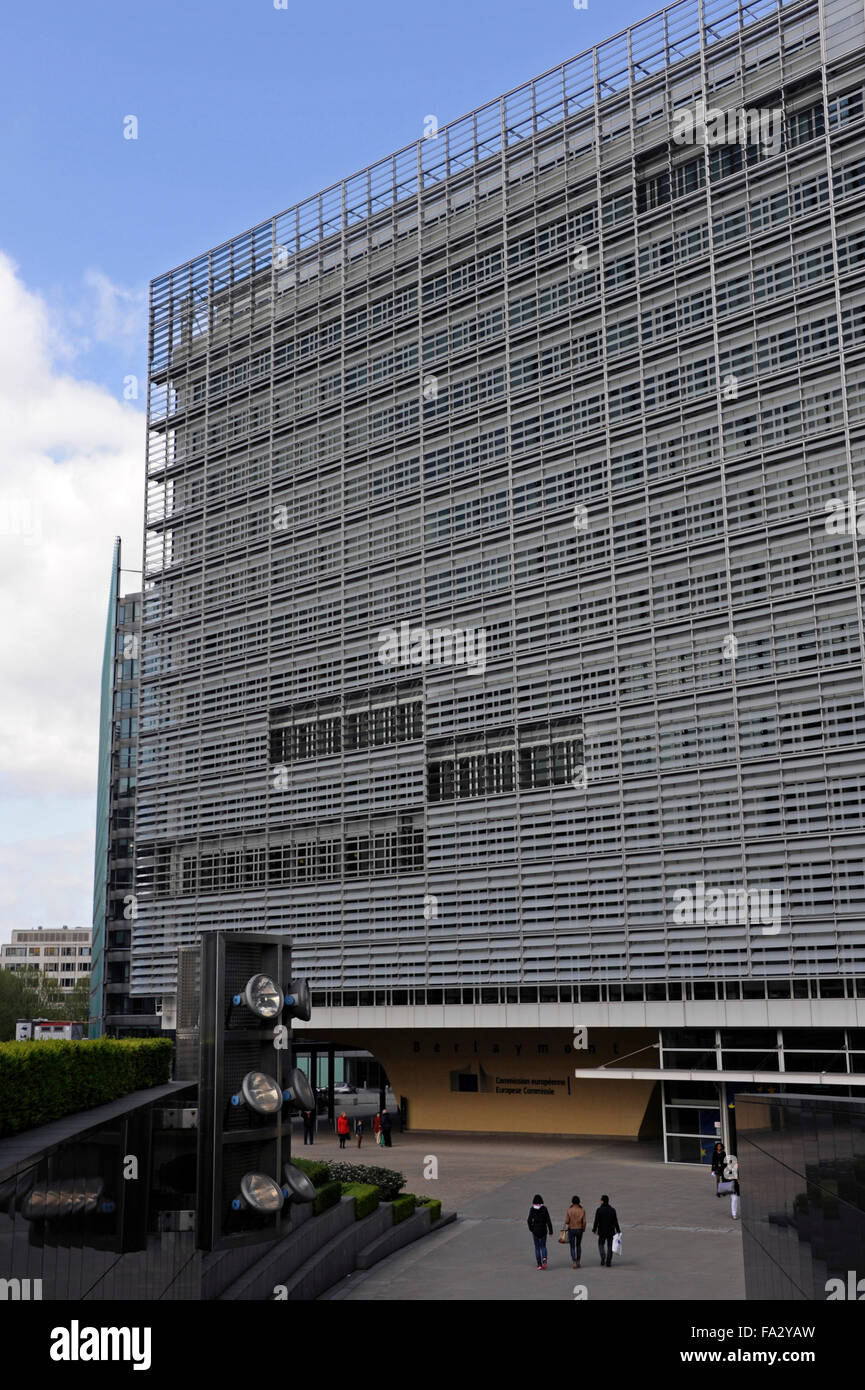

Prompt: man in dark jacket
[380,1108,393,1147]
[592,1194,621,1266]
[527,1194,554,1269]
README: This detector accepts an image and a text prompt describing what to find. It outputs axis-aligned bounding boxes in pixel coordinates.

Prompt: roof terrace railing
[149,0,801,369]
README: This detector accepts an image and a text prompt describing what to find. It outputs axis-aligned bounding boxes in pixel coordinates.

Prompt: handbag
[558,1229,569,1244]
[717,1179,734,1195]
[612,1232,622,1255]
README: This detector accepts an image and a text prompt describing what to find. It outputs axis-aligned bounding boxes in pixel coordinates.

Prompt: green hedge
[341,1182,380,1220]
[391,1192,417,1225]
[312,1180,343,1216]
[325,1161,405,1200]
[0,1038,173,1138]
[290,1157,331,1188]
[415,1196,442,1223]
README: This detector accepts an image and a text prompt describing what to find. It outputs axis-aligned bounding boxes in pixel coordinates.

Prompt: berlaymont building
[134,0,865,1163]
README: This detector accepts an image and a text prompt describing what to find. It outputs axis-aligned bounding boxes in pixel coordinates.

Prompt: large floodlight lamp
[232,974,284,1018]
[232,1173,287,1213]
[230,1071,284,1114]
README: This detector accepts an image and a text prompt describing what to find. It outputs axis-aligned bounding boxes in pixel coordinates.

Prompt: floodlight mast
[195,930,314,1251]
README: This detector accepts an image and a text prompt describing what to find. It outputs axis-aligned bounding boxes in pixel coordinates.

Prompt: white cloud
[80,269,148,353]
[46,268,148,365]
[0,831,94,939]
[0,251,144,812]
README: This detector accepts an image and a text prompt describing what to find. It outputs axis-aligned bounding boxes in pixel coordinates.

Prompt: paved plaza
[320,1133,744,1301]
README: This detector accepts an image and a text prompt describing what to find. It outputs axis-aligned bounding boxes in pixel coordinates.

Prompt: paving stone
[321,1132,743,1301]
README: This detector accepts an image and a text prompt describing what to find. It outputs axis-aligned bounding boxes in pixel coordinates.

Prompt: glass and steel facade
[135,0,865,1079]
[89,539,120,1036]
[660,1025,865,1161]
[90,541,160,1037]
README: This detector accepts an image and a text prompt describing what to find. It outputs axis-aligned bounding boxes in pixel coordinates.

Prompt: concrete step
[356,1207,457,1270]
[266,1201,393,1301]
[218,1195,455,1300]
[216,1199,370,1301]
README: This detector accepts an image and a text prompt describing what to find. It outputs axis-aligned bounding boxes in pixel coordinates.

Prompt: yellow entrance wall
[314,1028,660,1139]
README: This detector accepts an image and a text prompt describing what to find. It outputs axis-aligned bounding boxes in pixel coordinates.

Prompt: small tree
[64,974,91,1022]
[0,967,91,1038]
[18,966,63,1019]
[0,970,28,1041]
[17,967,89,1021]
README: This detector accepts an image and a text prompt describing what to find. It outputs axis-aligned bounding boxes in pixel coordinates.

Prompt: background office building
[90,539,160,1037]
[0,927,90,993]
[135,0,865,1158]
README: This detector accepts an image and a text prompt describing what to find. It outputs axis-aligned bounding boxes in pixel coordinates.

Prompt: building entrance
[662,1079,725,1163]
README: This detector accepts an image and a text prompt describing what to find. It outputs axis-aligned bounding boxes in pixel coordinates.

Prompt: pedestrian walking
[710,1140,726,1191]
[561,1194,587,1269]
[380,1108,393,1147]
[592,1195,621,1266]
[337,1111,350,1149]
[372,1112,382,1146]
[730,1177,740,1220]
[527,1194,554,1270]
[355,1117,364,1149]
[302,1109,316,1146]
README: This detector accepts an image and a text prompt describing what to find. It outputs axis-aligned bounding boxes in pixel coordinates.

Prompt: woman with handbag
[372,1112,382,1146]
[561,1195,587,1269]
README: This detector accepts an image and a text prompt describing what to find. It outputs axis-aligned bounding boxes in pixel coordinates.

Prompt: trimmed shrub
[0,1038,173,1138]
[289,1157,330,1188]
[391,1192,417,1225]
[341,1182,380,1220]
[415,1196,442,1223]
[312,1180,342,1216]
[325,1161,405,1201]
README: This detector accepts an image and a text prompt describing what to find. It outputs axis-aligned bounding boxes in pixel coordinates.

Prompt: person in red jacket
[337,1112,350,1149]
[372,1112,382,1146]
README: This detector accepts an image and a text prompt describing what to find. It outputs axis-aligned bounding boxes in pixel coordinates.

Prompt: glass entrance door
[663,1079,724,1163]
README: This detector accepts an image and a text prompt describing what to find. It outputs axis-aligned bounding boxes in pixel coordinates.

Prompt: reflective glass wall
[737,1093,865,1300]
[0,1087,201,1300]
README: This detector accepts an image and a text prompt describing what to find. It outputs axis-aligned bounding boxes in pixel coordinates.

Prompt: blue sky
[0,0,646,941]
[0,0,642,391]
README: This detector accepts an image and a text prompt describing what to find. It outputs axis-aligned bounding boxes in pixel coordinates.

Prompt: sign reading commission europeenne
[495,1077,568,1095]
